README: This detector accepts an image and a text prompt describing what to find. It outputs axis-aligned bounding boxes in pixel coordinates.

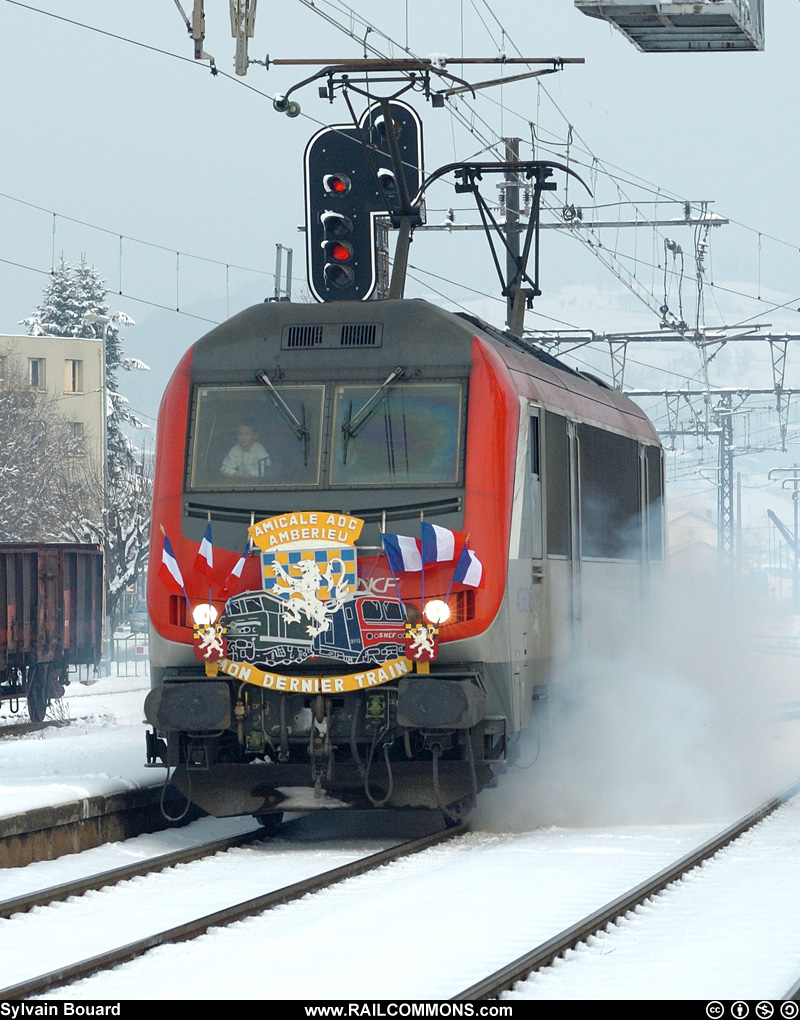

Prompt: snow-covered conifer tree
[22,257,147,479]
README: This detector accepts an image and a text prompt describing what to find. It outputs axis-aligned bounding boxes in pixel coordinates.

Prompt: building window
[64,359,84,393]
[28,358,46,390]
[67,421,86,454]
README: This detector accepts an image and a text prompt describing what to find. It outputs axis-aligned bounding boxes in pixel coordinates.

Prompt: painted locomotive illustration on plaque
[222,512,406,669]
[263,546,356,637]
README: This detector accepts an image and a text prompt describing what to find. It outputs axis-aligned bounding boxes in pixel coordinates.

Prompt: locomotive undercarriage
[145,671,505,817]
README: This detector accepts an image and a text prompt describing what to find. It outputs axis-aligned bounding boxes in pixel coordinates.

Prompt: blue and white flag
[159,533,186,592]
[381,532,423,573]
[452,544,484,588]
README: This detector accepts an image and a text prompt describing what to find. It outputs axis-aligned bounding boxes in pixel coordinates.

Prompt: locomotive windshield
[331,382,462,486]
[189,384,325,488]
[187,380,464,490]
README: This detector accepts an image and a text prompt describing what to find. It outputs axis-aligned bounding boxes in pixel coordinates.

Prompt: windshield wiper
[342,366,405,442]
[256,369,309,463]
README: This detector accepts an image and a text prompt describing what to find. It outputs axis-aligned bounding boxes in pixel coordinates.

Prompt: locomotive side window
[530,410,543,560]
[530,414,540,477]
[188,384,324,489]
[330,383,463,486]
[578,424,640,559]
[545,412,571,557]
[645,444,664,563]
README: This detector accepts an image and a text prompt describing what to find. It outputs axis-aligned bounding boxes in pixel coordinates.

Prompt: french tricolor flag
[194,522,214,578]
[158,534,186,593]
[221,539,250,596]
[381,533,422,574]
[452,544,484,588]
[421,523,467,565]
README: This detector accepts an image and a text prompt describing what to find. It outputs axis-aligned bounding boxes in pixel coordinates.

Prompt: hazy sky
[3,0,800,533]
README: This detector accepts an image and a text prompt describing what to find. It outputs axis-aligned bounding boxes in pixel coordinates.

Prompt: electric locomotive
[144,297,664,819]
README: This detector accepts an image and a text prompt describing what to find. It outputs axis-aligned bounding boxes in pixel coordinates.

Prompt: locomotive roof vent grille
[340,324,381,347]
[283,324,324,349]
[280,323,382,349]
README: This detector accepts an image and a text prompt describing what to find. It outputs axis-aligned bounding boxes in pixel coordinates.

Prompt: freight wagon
[0,544,104,721]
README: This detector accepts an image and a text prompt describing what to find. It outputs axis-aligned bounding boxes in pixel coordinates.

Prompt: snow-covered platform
[0,785,199,868]
[0,668,180,865]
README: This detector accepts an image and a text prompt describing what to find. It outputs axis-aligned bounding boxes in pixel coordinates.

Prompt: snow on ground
[0,661,157,819]
[505,794,800,1001]
[0,813,262,903]
[32,824,723,1001]
[3,607,800,999]
[5,831,396,994]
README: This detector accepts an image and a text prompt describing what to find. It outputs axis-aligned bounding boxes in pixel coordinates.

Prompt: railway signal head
[305,132,377,302]
[304,101,423,303]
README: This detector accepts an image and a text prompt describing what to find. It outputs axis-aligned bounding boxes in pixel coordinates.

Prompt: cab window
[189,384,324,489]
[330,382,463,486]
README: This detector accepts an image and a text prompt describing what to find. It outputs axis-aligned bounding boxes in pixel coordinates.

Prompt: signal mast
[268,55,588,337]
[171,3,588,334]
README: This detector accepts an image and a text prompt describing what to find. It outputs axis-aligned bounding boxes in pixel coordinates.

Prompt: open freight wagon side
[0,544,104,722]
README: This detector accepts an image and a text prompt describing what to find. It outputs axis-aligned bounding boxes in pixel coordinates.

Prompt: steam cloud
[474,570,800,831]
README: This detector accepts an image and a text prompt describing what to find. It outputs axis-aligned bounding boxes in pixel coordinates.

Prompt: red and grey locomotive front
[145,299,515,817]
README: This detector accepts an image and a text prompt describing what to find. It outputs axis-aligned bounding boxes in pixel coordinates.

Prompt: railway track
[0,827,269,921]
[452,782,800,1000]
[0,823,465,999]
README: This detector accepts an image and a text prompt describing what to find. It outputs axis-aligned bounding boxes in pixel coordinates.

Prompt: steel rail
[453,784,800,1001]
[784,976,800,1000]
[0,824,465,999]
[0,827,268,920]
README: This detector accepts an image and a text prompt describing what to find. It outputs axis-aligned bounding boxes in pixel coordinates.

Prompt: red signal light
[323,174,352,196]
[330,242,352,263]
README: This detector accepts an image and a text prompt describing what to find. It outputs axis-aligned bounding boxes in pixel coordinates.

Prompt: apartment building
[0,334,105,467]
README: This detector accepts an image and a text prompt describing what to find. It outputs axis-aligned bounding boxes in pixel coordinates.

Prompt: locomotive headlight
[423,599,451,625]
[192,603,218,626]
